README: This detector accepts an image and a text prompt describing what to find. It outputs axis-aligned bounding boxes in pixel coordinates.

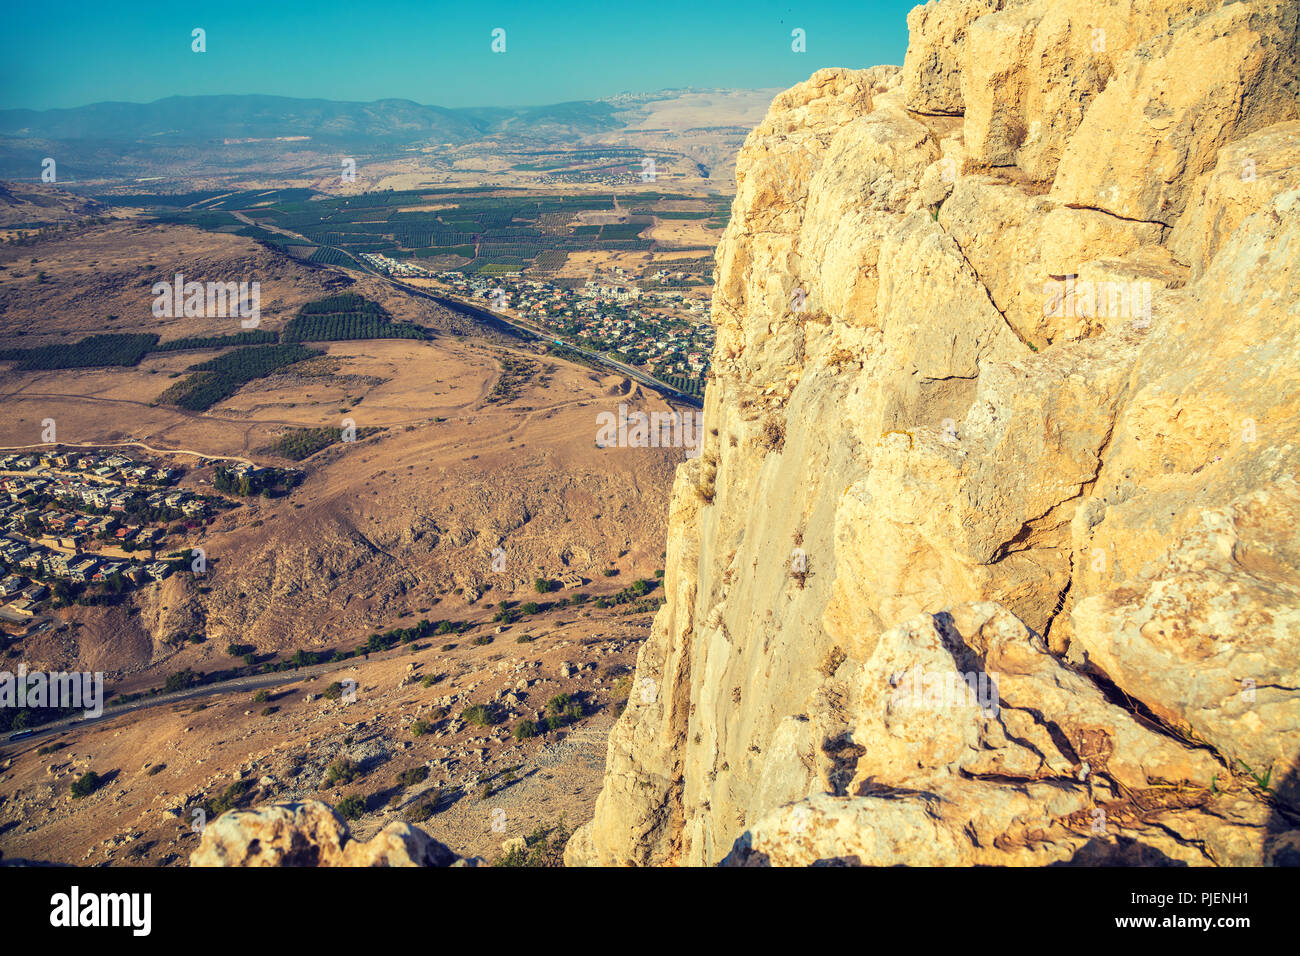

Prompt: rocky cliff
[568,0,1300,866]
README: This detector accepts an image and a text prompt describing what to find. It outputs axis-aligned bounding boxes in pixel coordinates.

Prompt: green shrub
[336,794,366,820]
[513,720,537,740]
[411,719,431,737]
[403,789,445,823]
[163,668,200,693]
[493,821,571,867]
[70,771,103,798]
[461,703,501,727]
[397,766,429,787]
[324,758,360,786]
[545,693,571,716]
[190,779,254,821]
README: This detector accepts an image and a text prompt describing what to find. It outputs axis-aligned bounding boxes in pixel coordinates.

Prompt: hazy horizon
[1,87,785,116]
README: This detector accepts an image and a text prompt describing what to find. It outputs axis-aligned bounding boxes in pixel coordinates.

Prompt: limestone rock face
[190,801,480,867]
[957,0,1230,183]
[570,0,1300,867]
[1169,121,1300,279]
[902,0,1002,115]
[1049,1,1299,224]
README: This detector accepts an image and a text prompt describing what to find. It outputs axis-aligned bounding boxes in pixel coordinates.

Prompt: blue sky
[0,0,915,110]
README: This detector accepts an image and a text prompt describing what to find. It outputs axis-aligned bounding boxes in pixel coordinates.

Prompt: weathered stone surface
[1170,120,1300,279]
[720,604,1295,867]
[902,0,1003,115]
[961,1,1118,180]
[1073,484,1300,797]
[720,786,1296,867]
[798,108,937,326]
[956,0,1229,183]
[1050,2,1300,224]
[940,174,1055,345]
[190,800,480,867]
[571,0,1300,868]
[851,603,1218,791]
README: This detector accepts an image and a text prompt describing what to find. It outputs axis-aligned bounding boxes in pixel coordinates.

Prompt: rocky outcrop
[190,801,481,866]
[571,0,1300,866]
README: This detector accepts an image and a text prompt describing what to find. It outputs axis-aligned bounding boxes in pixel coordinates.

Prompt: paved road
[233,212,706,410]
[385,278,705,409]
[2,650,395,748]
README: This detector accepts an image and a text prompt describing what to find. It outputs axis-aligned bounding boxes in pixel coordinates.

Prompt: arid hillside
[0,602,651,866]
[1,214,687,671]
[0,195,694,865]
[0,180,105,232]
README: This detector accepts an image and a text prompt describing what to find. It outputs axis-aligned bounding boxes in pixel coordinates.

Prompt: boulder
[190,800,481,866]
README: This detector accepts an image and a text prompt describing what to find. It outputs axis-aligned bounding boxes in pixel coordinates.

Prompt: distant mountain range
[0,90,767,186]
[0,94,623,145]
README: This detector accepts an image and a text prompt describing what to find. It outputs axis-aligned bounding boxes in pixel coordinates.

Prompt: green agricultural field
[282,293,426,342]
[0,333,160,370]
[136,186,732,281]
[157,344,323,411]
[153,330,278,352]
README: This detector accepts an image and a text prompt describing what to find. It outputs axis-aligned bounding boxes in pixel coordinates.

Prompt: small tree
[70,771,102,799]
